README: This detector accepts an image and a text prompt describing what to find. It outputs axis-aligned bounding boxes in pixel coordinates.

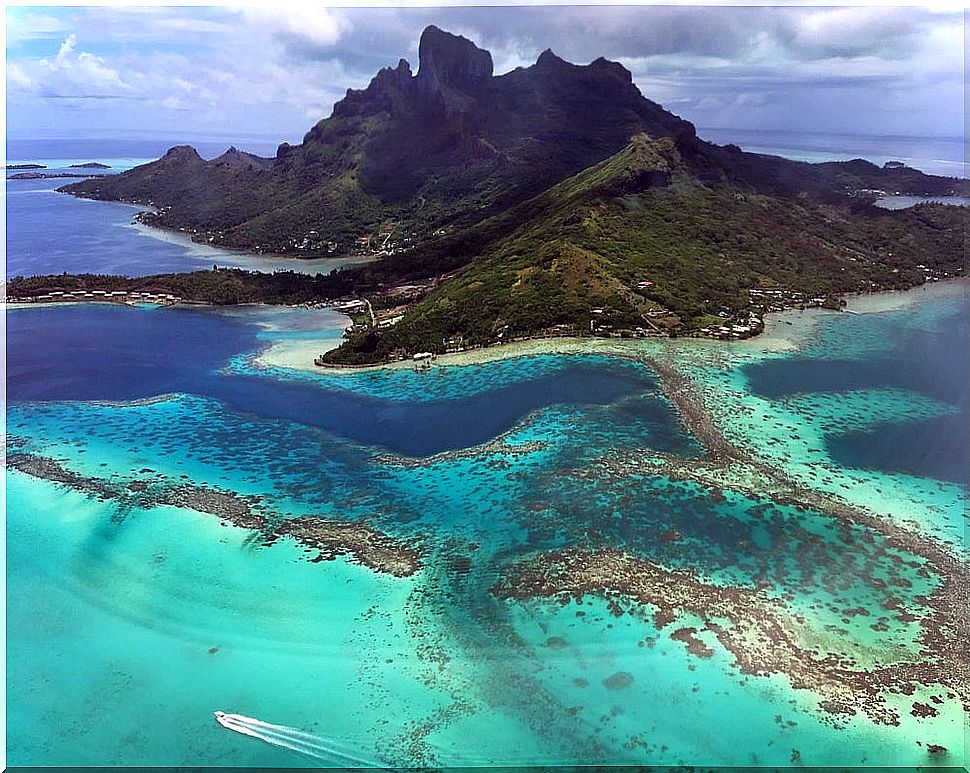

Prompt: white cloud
[5,10,68,46]
[486,40,536,75]
[153,17,233,35]
[34,35,133,95]
[162,96,189,110]
[239,7,351,52]
[5,6,965,140]
[782,7,924,58]
[56,33,78,63]
[7,63,33,90]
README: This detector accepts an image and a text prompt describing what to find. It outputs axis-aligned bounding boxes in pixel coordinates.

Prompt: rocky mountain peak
[163,145,202,161]
[209,146,273,171]
[589,56,633,83]
[329,57,414,120]
[416,25,493,99]
[375,58,413,85]
[535,48,566,67]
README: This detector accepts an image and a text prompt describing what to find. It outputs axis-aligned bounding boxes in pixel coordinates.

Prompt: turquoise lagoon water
[743,295,968,485]
[6,286,967,767]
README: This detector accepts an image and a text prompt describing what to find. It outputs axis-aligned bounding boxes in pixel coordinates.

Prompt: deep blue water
[698,128,966,179]
[744,300,968,484]
[6,171,361,279]
[826,413,967,485]
[5,175,233,279]
[6,304,677,458]
[5,140,354,280]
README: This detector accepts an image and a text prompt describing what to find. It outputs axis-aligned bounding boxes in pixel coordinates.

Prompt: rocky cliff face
[332,59,413,119]
[267,24,698,224]
[415,25,493,105]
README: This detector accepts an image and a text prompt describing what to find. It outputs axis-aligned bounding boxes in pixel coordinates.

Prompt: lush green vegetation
[320,135,968,363]
[6,269,335,306]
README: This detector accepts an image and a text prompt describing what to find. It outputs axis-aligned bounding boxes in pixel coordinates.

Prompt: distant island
[70,162,111,169]
[10,172,108,180]
[45,25,969,364]
[7,163,46,170]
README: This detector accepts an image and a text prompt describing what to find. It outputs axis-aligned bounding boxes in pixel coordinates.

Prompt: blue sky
[6,4,965,146]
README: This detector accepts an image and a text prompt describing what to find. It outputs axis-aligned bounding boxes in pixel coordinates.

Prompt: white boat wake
[214,711,385,767]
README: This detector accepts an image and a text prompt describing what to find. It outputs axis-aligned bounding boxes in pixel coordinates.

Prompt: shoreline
[55,186,375,276]
[296,277,969,375]
[751,277,968,352]
[9,277,966,376]
[126,218,374,275]
[841,276,967,313]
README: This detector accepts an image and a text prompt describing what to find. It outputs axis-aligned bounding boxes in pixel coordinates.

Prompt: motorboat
[214,710,235,730]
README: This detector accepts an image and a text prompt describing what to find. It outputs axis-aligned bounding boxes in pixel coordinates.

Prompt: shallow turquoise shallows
[8,283,967,767]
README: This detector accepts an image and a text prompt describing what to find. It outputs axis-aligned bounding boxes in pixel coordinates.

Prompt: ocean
[744,298,968,484]
[5,134,968,768]
[5,137,362,279]
[698,127,966,179]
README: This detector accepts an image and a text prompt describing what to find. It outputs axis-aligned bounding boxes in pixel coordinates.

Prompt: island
[69,162,111,169]
[9,172,109,180]
[6,163,46,170]
[39,25,968,366]
[9,17,969,772]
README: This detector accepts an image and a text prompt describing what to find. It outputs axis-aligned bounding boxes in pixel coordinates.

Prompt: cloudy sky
[6,4,965,147]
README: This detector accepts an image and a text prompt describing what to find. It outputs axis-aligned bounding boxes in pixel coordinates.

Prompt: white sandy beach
[127,220,373,275]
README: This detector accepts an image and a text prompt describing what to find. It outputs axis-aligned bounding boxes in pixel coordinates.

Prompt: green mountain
[320,133,966,362]
[61,25,696,254]
[60,25,965,257]
[51,25,968,364]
